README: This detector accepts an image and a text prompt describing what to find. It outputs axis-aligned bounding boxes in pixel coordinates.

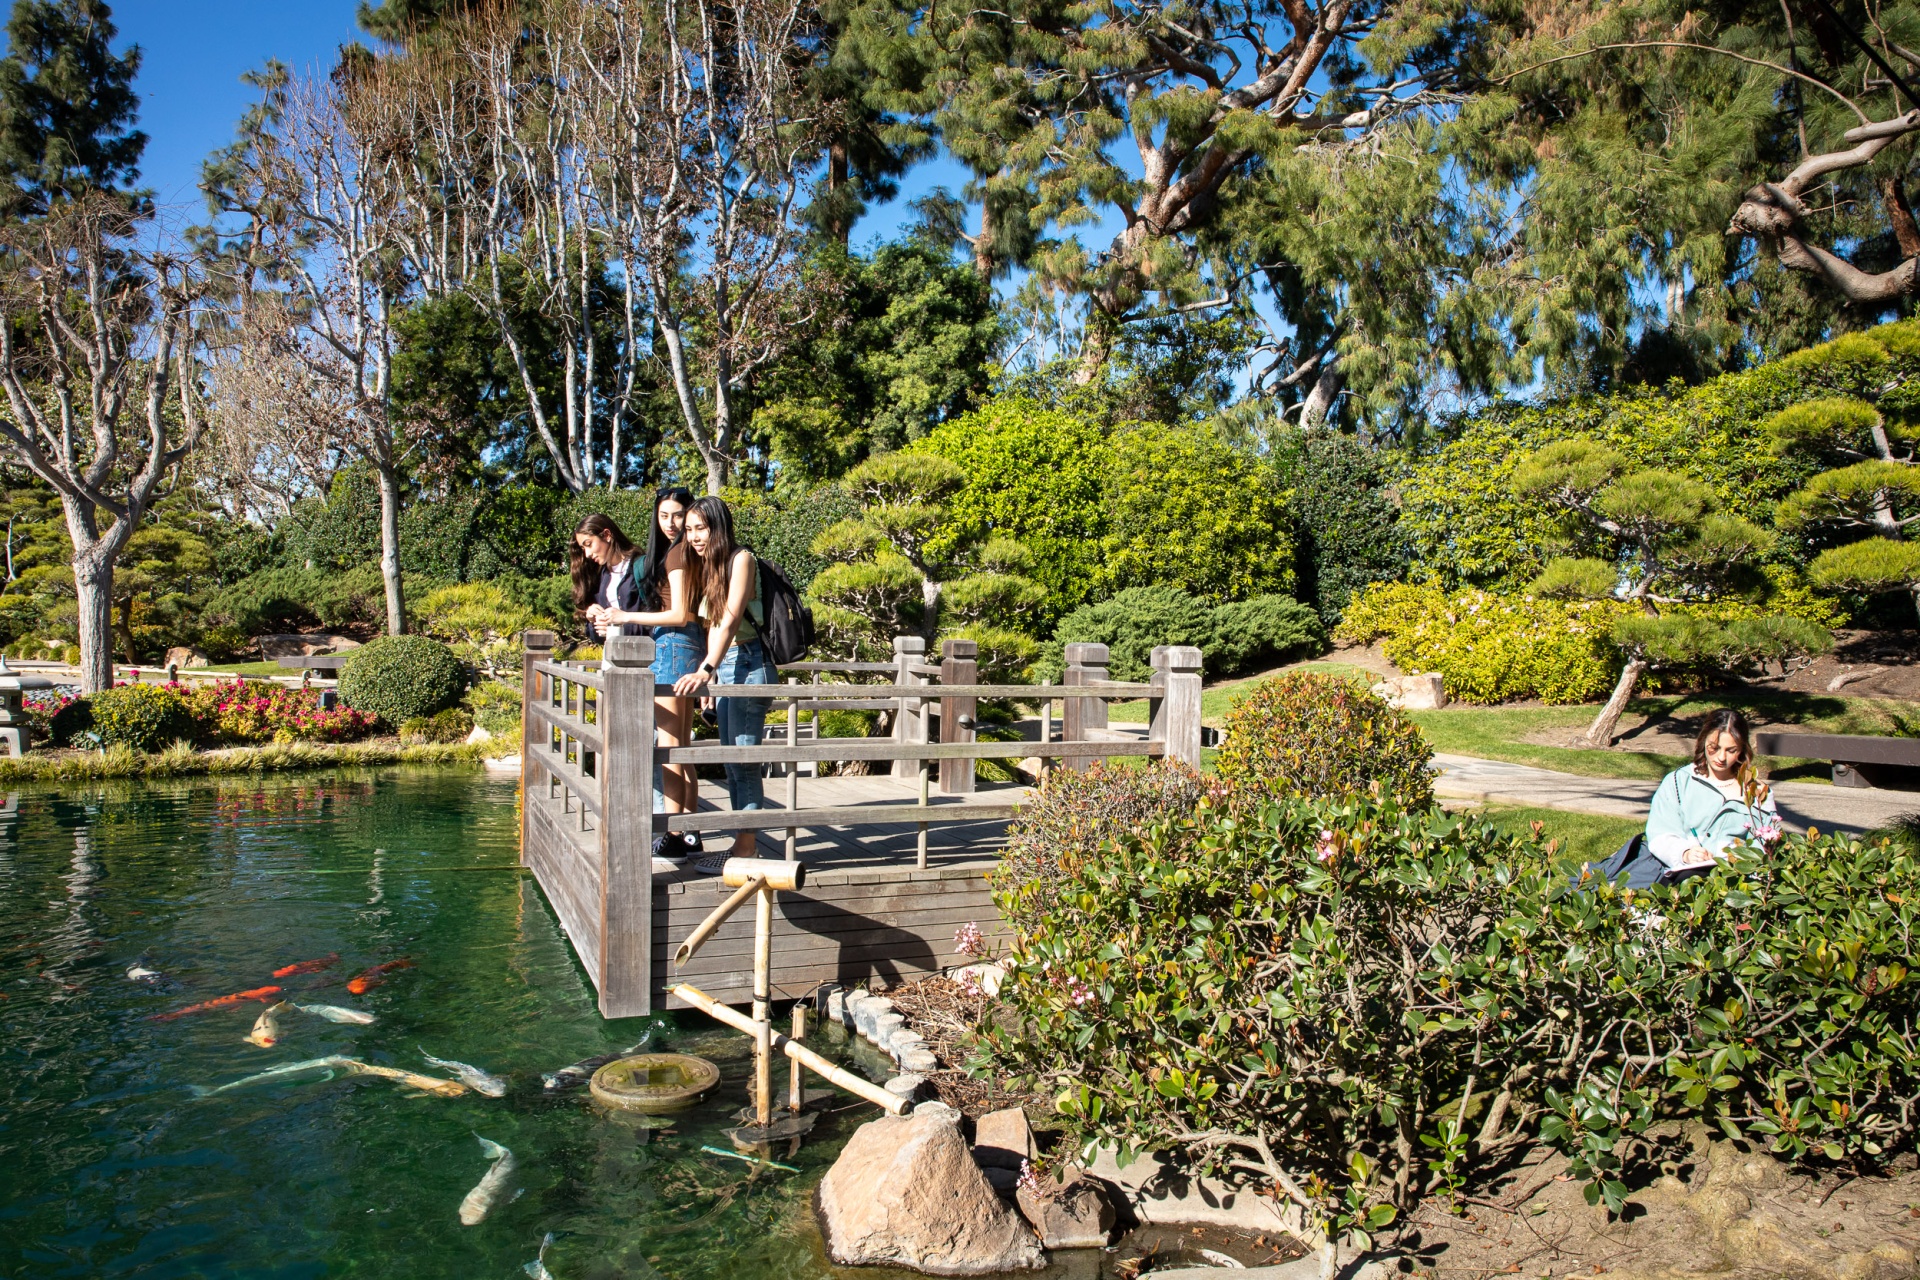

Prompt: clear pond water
[0,769,933,1280]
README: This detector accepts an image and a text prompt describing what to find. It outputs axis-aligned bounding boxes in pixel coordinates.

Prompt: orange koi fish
[345,958,414,995]
[149,985,283,1022]
[272,953,340,979]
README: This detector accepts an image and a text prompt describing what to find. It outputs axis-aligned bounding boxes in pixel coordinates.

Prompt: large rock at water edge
[818,1108,1046,1274]
[973,1107,1036,1170]
[1016,1171,1117,1250]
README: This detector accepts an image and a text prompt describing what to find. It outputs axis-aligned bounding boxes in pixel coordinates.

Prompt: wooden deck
[518,632,1203,1017]
[525,770,1028,1008]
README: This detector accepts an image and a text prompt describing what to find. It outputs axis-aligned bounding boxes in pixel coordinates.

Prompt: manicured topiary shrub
[993,760,1213,933]
[1216,671,1432,806]
[338,635,467,727]
[985,792,1920,1245]
[88,684,197,752]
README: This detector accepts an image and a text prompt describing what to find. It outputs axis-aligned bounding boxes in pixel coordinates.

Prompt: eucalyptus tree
[0,196,207,691]
[201,65,431,635]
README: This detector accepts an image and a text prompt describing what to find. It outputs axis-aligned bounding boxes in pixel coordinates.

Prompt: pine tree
[1516,441,1829,747]
[1766,396,1920,622]
[0,0,142,215]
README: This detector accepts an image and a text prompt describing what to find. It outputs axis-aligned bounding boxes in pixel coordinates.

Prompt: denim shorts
[650,626,704,685]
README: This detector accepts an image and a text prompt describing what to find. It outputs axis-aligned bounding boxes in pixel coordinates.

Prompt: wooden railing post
[939,638,978,795]
[891,635,929,781]
[1061,642,1109,773]
[598,633,656,1018]
[1149,645,1204,768]
[520,629,557,866]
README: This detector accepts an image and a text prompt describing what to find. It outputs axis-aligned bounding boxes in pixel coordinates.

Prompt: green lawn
[1104,666,1920,785]
[1465,803,1642,869]
[181,661,302,679]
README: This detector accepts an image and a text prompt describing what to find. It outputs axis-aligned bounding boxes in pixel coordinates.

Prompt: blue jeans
[716,639,776,816]
[651,627,705,812]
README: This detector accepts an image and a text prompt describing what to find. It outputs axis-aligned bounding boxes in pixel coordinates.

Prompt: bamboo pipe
[674,875,767,967]
[754,885,773,1130]
[789,1004,805,1112]
[672,983,909,1116]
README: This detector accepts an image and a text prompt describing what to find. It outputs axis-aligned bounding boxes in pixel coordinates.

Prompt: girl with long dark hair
[1644,708,1782,870]
[672,496,777,859]
[574,491,704,858]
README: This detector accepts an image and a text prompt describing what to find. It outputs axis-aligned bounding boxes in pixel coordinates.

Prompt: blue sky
[115,2,364,228]
[114,0,986,246]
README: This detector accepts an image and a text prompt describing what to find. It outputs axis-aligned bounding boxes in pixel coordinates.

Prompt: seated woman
[1642,708,1782,877]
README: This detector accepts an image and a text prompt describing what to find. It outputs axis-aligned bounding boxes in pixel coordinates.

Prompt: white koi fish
[190,1056,350,1098]
[459,1136,516,1225]
[335,1059,467,1097]
[421,1048,508,1098]
[524,1232,557,1279]
[125,965,161,981]
[292,1001,376,1025]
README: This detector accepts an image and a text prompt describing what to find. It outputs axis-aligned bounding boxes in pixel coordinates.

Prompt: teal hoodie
[1644,765,1779,870]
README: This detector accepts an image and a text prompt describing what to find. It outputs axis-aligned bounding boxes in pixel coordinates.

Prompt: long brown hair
[684,496,746,622]
[1692,707,1753,778]
[568,513,638,618]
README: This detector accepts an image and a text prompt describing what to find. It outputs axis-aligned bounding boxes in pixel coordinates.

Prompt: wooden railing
[518,628,1202,1017]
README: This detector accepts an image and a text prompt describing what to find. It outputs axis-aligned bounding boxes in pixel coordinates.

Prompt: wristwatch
[699,662,716,677]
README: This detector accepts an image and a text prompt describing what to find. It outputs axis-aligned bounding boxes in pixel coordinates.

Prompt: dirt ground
[1381,1135,1920,1280]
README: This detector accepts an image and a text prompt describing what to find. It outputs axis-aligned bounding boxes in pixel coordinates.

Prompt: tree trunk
[973,197,995,280]
[1302,360,1343,427]
[117,596,138,666]
[376,464,406,636]
[73,557,115,694]
[1584,656,1649,747]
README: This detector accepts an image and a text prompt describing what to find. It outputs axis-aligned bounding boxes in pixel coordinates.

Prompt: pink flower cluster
[174,679,377,745]
[954,921,986,958]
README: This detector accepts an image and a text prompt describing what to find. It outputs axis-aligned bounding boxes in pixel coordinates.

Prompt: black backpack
[754,557,815,665]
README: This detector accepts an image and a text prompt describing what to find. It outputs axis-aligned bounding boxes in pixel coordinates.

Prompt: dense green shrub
[1208,595,1327,676]
[1216,671,1432,806]
[202,563,403,637]
[1279,428,1406,624]
[1044,587,1327,682]
[1049,586,1215,682]
[1337,579,1843,706]
[338,635,468,726]
[400,707,474,744]
[46,695,94,746]
[727,482,860,593]
[88,684,197,752]
[913,399,1113,622]
[994,760,1214,934]
[465,680,523,737]
[984,793,1920,1238]
[1338,582,1631,704]
[1103,422,1295,604]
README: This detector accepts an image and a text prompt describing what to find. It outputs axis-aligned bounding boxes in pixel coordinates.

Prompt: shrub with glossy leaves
[983,791,1920,1234]
[1216,671,1432,807]
[88,683,196,752]
[338,635,467,726]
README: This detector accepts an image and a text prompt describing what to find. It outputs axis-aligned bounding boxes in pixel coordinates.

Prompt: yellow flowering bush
[1337,583,1631,704]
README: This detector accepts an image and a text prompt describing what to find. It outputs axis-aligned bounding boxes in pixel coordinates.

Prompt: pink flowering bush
[175,679,378,745]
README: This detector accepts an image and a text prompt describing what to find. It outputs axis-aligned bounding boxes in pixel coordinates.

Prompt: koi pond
[0,769,937,1280]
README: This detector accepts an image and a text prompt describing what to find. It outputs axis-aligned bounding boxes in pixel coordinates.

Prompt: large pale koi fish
[459,1137,516,1225]
[292,1002,375,1025]
[421,1049,508,1098]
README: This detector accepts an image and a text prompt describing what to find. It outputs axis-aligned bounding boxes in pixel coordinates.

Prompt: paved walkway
[1433,753,1917,836]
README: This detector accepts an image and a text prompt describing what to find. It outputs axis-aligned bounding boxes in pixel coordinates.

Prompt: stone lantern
[0,655,54,757]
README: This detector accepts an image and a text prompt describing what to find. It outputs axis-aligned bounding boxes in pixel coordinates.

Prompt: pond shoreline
[0,738,504,782]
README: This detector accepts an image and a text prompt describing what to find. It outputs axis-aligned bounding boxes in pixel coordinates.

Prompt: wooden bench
[275,654,351,676]
[1753,731,1920,789]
